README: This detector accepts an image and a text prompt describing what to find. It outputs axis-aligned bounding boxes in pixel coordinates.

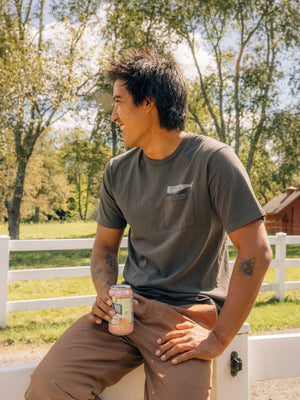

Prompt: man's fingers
[157,329,186,345]
[88,312,102,324]
[156,333,190,356]
[175,321,194,330]
[89,297,116,325]
[172,350,196,364]
[157,321,195,345]
[96,295,112,309]
[157,341,194,362]
[96,295,115,315]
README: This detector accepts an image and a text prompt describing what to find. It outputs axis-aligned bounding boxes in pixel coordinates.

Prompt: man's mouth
[118,122,125,131]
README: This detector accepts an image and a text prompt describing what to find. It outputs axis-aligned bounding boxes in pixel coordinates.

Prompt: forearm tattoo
[105,254,119,275]
[91,254,118,284]
[237,257,256,277]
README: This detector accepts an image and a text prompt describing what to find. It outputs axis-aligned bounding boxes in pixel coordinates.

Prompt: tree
[267,109,300,189]
[0,0,101,238]
[159,0,299,175]
[61,129,111,220]
[20,133,72,222]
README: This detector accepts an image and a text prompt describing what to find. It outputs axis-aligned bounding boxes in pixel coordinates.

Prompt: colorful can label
[108,284,134,335]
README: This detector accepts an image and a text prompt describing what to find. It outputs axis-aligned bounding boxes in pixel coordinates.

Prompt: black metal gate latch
[231,351,243,376]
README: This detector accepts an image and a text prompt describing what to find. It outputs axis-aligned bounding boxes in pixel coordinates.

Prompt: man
[25,47,272,400]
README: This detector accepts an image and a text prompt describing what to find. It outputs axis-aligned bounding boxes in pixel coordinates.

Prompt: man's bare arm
[89,224,124,324]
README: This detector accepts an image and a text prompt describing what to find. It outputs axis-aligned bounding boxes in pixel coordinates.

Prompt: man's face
[111,79,150,148]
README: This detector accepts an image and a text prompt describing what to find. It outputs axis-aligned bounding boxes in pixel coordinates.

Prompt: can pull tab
[231,351,243,376]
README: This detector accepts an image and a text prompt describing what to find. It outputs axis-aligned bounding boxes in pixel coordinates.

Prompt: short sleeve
[94,162,127,229]
[208,146,265,234]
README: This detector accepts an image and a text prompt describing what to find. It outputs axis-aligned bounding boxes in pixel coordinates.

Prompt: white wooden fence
[0,232,300,329]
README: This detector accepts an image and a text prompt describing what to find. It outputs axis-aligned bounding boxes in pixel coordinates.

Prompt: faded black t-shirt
[95,133,265,307]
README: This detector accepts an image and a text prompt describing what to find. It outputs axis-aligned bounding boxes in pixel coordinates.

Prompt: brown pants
[25,294,218,400]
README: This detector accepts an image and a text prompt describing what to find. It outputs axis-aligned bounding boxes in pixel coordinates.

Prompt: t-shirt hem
[93,215,127,230]
[226,210,265,234]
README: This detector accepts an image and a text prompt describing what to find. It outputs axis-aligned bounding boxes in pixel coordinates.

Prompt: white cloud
[171,33,214,79]
[52,109,97,134]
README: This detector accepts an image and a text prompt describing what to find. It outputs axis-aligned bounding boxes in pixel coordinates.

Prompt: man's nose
[111,105,118,122]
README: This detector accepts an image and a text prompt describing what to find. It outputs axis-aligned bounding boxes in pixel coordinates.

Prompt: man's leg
[25,314,143,400]
[132,295,218,400]
[144,356,212,400]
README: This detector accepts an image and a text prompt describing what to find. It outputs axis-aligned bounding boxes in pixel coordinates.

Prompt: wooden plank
[0,364,36,400]
[259,283,277,292]
[285,281,300,290]
[7,295,95,312]
[285,258,300,267]
[8,265,126,282]
[286,235,300,245]
[8,266,91,281]
[249,334,300,381]
[9,238,95,251]
[9,237,128,252]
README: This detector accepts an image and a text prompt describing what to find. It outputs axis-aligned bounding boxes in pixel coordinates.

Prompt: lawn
[0,221,299,345]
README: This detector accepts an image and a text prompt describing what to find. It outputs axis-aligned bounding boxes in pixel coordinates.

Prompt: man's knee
[25,363,73,400]
[25,361,102,400]
[25,363,61,399]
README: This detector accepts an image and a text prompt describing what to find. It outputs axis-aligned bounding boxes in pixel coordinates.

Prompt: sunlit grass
[0,220,98,239]
[247,293,300,334]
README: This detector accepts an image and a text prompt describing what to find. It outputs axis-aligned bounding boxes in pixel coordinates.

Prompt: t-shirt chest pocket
[164,184,195,231]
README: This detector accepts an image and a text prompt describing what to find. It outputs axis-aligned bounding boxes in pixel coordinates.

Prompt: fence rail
[1,233,300,329]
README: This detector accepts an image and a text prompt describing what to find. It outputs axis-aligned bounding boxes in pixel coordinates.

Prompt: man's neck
[143,130,186,160]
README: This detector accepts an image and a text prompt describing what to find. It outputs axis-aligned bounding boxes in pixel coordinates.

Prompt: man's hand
[155,321,224,365]
[88,293,116,324]
[88,294,139,325]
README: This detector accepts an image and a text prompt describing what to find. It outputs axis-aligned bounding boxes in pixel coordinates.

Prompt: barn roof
[263,190,300,213]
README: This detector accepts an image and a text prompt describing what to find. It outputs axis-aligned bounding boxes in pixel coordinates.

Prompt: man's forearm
[212,243,272,351]
[90,249,119,295]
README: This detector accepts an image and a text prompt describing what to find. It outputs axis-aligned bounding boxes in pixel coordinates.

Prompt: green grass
[0,221,299,346]
[0,220,98,239]
[247,293,300,334]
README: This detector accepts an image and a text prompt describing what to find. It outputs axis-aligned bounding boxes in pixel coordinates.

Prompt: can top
[111,284,131,289]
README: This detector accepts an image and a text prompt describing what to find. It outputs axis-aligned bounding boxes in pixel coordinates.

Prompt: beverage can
[108,284,134,335]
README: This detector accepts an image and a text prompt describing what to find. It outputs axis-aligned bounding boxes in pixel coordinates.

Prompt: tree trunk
[76,173,83,220]
[33,207,40,223]
[5,159,27,239]
[111,121,117,157]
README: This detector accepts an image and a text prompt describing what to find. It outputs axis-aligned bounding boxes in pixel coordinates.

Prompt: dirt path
[1,329,300,399]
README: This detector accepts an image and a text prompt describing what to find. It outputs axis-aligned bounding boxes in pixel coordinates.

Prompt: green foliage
[0,0,103,237]
[155,0,299,182]
[61,129,111,220]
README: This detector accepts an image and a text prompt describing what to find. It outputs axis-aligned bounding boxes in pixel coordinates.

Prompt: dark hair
[105,47,188,131]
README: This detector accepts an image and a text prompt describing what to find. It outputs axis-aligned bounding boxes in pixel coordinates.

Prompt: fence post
[0,235,10,329]
[275,232,287,302]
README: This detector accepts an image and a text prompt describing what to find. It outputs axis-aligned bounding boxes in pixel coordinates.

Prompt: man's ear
[144,97,155,113]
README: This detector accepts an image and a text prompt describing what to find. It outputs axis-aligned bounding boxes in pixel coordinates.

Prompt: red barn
[264,187,300,235]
